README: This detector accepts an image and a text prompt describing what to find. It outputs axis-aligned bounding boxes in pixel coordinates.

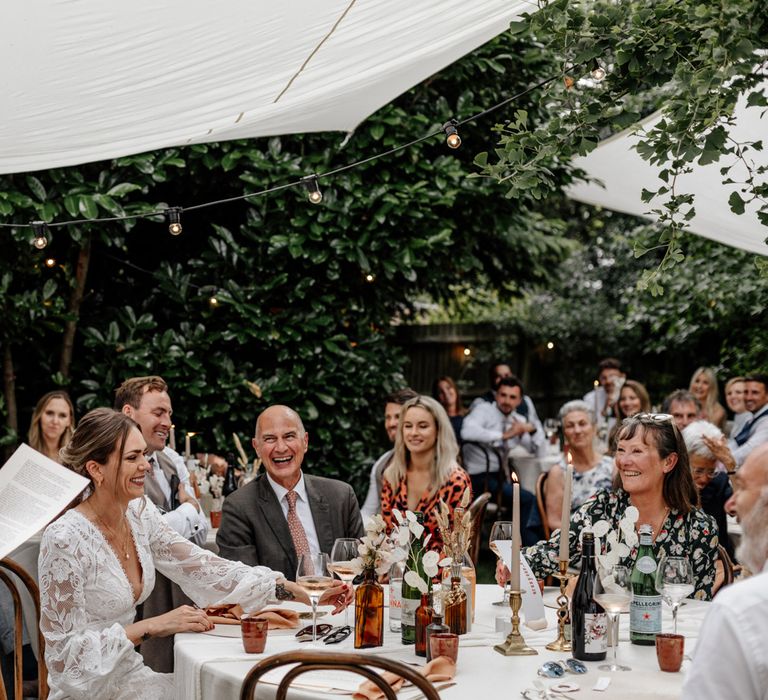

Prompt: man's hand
[503,422,534,439]
[702,435,736,472]
[177,483,201,512]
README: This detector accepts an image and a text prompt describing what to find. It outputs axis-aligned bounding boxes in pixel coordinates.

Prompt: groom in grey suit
[217,405,364,579]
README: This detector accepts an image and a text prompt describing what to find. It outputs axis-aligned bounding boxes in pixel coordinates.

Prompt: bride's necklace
[89,504,132,560]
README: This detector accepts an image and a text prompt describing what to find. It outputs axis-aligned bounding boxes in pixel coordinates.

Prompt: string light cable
[0,70,569,238]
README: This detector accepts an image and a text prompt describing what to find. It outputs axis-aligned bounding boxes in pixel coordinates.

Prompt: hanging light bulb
[209,293,219,308]
[165,207,183,235]
[302,175,323,204]
[365,273,375,282]
[31,221,49,249]
[45,257,56,268]
[590,59,606,82]
[443,120,462,149]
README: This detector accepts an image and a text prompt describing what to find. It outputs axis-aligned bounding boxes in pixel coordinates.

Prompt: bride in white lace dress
[39,408,350,700]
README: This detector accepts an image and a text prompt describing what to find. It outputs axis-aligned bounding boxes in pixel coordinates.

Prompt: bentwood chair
[713,544,735,595]
[534,471,551,541]
[240,650,441,700]
[459,441,505,513]
[467,492,492,564]
[0,558,48,700]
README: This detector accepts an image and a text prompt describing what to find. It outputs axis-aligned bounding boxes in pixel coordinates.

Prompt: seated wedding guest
[498,413,718,599]
[724,376,750,438]
[582,357,625,434]
[433,375,465,442]
[607,379,651,450]
[381,396,472,551]
[690,366,727,430]
[360,388,418,521]
[543,401,614,533]
[682,420,735,557]
[682,443,768,700]
[28,390,75,462]
[729,373,768,466]
[663,389,701,432]
[471,361,541,423]
[217,405,364,577]
[39,408,350,700]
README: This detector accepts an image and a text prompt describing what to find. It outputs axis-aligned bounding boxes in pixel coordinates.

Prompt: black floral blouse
[524,489,719,600]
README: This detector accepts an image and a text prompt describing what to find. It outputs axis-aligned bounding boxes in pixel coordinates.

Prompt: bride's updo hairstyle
[60,408,139,492]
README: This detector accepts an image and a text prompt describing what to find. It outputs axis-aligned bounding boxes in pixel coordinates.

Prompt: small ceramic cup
[429,632,459,663]
[241,616,269,654]
[655,633,684,672]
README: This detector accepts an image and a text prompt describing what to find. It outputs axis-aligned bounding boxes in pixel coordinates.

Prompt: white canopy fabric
[568,84,768,256]
[0,0,530,175]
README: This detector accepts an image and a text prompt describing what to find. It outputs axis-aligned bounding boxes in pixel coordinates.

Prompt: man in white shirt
[217,405,364,578]
[114,376,207,544]
[582,357,625,435]
[729,374,768,466]
[359,388,418,521]
[682,442,768,699]
[114,375,208,672]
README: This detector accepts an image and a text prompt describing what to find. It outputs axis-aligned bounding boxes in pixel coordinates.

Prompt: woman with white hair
[381,395,471,551]
[543,400,614,533]
[682,419,735,557]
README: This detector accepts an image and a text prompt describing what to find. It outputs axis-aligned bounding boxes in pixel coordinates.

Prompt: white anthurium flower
[350,557,365,575]
[624,530,639,548]
[391,547,408,563]
[393,509,404,525]
[623,506,639,523]
[408,520,425,539]
[422,550,440,578]
[592,520,611,538]
[423,533,432,548]
[619,517,635,539]
[397,527,411,547]
[358,542,369,557]
[614,542,630,558]
[605,531,618,549]
[405,510,417,523]
[404,570,428,595]
[439,556,453,567]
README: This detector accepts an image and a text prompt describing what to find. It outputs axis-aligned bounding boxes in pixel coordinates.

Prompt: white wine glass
[655,555,694,634]
[489,520,514,606]
[296,553,334,643]
[329,538,359,628]
[593,565,632,671]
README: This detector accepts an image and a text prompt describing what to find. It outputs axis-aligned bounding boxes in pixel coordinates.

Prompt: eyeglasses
[692,468,717,478]
[295,623,333,641]
[632,412,674,424]
[537,659,587,678]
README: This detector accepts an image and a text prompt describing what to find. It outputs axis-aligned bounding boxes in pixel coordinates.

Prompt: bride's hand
[149,604,213,637]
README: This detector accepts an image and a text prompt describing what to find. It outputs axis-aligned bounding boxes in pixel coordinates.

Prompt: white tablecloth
[174,584,708,700]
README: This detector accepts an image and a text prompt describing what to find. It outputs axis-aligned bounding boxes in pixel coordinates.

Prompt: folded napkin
[353,656,456,700]
[204,604,300,629]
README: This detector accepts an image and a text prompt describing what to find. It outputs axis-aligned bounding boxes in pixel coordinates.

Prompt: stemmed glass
[329,538,359,629]
[593,565,632,671]
[544,418,559,445]
[296,553,334,643]
[489,521,514,606]
[655,556,694,634]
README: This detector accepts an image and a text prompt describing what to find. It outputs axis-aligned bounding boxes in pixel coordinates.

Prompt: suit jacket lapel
[305,475,333,555]
[255,476,296,567]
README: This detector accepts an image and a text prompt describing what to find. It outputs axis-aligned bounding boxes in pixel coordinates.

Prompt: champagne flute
[329,538,359,628]
[489,521,514,606]
[593,565,632,671]
[655,555,694,634]
[296,553,334,643]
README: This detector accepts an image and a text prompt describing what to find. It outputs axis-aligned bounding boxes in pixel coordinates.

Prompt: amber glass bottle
[354,568,384,648]
[443,564,467,635]
[414,592,434,657]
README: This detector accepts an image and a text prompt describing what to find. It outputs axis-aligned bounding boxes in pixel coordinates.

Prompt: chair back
[467,492,492,564]
[534,471,551,540]
[239,650,441,700]
[0,558,48,700]
[713,544,735,595]
[459,441,503,500]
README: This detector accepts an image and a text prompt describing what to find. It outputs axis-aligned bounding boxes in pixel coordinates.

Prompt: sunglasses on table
[295,624,351,644]
[538,659,588,678]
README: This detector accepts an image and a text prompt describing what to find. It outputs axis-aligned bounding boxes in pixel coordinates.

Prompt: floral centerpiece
[587,505,639,583]
[390,510,441,594]
[350,514,396,576]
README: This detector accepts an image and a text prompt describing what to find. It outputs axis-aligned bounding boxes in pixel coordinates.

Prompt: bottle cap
[582,531,595,542]
[638,524,653,535]
[432,614,443,624]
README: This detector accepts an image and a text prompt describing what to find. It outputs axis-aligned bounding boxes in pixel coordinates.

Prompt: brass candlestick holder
[546,560,575,651]
[494,589,538,656]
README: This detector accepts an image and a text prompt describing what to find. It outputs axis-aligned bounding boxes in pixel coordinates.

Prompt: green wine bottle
[401,512,425,645]
[629,524,661,645]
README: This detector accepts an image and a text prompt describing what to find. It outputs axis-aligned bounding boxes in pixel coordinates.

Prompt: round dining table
[174,583,708,700]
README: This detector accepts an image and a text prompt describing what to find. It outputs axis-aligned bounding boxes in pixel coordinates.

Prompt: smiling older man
[217,405,364,579]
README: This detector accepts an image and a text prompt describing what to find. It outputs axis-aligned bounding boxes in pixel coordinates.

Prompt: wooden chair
[239,650,441,700]
[467,492,492,564]
[534,471,551,541]
[0,558,48,700]
[713,544,735,595]
[459,441,505,512]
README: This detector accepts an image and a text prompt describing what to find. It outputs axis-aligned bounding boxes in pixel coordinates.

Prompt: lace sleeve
[141,499,280,610]
[39,521,136,699]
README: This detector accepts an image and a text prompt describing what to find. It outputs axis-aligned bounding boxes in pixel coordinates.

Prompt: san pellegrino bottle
[571,531,607,661]
[401,512,425,645]
[630,523,661,645]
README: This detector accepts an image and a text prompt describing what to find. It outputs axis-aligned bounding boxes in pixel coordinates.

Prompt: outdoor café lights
[302,175,323,204]
[443,120,462,149]
[32,221,49,249]
[166,207,183,235]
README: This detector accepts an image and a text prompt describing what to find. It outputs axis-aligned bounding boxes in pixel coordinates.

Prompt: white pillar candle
[169,425,176,452]
[185,433,192,460]
[512,474,521,590]
[559,454,573,562]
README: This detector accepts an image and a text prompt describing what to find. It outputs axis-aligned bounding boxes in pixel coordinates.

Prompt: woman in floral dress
[499,412,718,599]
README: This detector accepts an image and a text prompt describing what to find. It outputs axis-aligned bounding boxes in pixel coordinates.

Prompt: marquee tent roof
[568,84,768,256]
[0,0,530,175]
